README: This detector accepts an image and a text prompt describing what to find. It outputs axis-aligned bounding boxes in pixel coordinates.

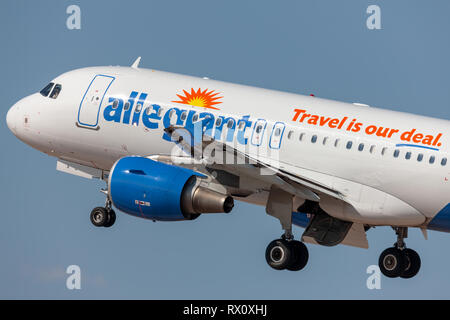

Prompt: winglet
[131,57,141,69]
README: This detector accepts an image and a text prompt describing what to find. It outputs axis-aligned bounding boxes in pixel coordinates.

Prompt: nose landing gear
[378,227,421,279]
[90,199,116,228]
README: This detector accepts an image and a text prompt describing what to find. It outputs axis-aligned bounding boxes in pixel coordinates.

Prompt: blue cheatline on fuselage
[428,203,450,232]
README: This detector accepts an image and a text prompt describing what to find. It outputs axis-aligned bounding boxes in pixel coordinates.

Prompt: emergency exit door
[269,122,286,149]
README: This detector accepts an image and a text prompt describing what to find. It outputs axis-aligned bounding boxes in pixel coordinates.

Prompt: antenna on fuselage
[131,56,141,69]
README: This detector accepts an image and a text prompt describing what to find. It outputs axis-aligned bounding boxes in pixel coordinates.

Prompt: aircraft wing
[163,125,343,203]
[163,124,375,249]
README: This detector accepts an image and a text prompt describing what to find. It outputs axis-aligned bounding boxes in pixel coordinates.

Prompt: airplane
[6,57,450,279]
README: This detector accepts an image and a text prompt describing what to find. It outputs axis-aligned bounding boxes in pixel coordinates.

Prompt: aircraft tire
[379,247,406,278]
[104,209,116,228]
[400,248,421,279]
[286,240,309,271]
[265,239,292,270]
[90,207,108,227]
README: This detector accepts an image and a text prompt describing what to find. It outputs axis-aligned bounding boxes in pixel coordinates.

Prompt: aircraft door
[251,119,267,146]
[269,122,286,149]
[77,74,115,128]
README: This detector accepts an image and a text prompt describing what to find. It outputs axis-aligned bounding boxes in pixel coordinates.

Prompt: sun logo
[172,88,223,110]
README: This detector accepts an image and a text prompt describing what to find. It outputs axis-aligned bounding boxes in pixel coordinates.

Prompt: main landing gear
[90,199,116,228]
[265,186,309,271]
[378,227,421,279]
[265,235,309,271]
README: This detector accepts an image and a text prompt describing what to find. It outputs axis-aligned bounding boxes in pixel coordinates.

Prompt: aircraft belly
[319,191,425,226]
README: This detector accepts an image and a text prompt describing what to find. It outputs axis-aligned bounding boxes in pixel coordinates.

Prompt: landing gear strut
[378,227,421,279]
[265,186,309,271]
[90,198,116,228]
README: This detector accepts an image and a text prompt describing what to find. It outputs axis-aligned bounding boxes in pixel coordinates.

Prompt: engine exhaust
[181,177,234,215]
[192,187,234,214]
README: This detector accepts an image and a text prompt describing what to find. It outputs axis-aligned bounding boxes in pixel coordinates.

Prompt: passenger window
[323,137,328,145]
[288,131,293,139]
[135,103,142,113]
[49,84,62,99]
[124,102,131,111]
[299,133,305,141]
[370,145,375,153]
[311,135,317,143]
[239,121,246,130]
[227,119,235,128]
[358,143,364,151]
[40,82,54,97]
[158,107,164,117]
[441,158,447,166]
[381,147,387,156]
[216,118,222,127]
[112,100,119,109]
[405,152,411,160]
[334,139,339,147]
[393,150,400,158]
[256,125,263,134]
[180,111,187,121]
[145,106,153,115]
[193,114,199,122]
[346,141,352,149]
[417,153,423,162]
[429,155,435,164]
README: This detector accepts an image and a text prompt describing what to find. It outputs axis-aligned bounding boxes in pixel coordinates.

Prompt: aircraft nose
[6,105,16,133]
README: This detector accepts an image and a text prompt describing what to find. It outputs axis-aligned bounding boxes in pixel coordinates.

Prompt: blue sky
[1,0,450,299]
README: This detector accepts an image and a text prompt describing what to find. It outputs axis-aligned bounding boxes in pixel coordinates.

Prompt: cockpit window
[40,82,54,97]
[49,84,62,99]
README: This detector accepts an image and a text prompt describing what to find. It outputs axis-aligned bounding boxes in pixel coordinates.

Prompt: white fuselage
[7,66,450,230]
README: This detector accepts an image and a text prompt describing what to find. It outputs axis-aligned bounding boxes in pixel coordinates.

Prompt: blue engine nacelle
[108,157,234,221]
